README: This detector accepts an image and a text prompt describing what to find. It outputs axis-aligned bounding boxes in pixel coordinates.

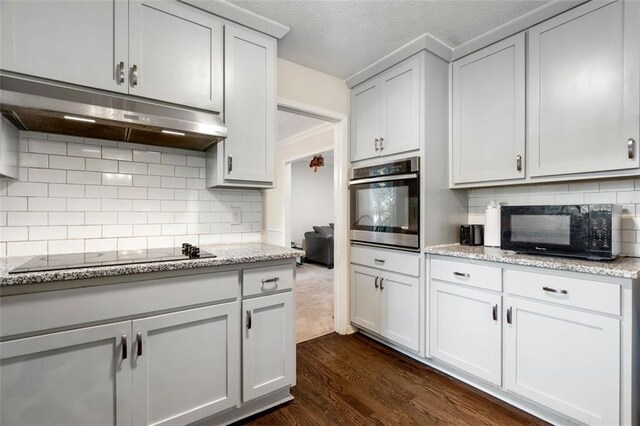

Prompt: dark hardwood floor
[237,333,548,425]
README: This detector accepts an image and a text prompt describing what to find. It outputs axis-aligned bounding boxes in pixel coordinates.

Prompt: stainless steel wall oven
[349,157,420,251]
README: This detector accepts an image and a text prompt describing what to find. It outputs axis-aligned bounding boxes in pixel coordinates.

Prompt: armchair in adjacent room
[303,224,334,269]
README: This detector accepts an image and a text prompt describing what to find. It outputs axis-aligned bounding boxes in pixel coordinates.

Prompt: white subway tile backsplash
[584,192,617,204]
[68,143,102,158]
[133,150,162,164]
[86,158,118,172]
[68,171,101,185]
[102,173,133,186]
[29,168,66,183]
[29,197,65,211]
[102,147,132,161]
[50,155,85,171]
[1,132,262,256]
[29,138,66,155]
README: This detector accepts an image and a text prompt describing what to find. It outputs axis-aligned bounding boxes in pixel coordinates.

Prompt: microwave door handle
[349,173,419,186]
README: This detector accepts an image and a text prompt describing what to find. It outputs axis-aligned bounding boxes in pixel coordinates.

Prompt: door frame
[276,97,353,335]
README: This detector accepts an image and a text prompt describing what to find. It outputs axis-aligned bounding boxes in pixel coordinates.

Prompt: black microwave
[500,205,622,260]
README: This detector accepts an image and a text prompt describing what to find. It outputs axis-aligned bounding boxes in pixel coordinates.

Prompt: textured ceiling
[228,0,552,79]
[277,109,330,143]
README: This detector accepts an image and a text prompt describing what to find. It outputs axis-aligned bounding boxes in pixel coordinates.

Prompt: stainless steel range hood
[0,73,227,151]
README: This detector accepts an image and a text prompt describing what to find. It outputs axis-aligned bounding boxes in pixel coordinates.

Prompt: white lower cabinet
[132,303,239,426]
[504,296,621,425]
[0,321,132,426]
[429,281,502,386]
[242,292,295,402]
[350,264,420,352]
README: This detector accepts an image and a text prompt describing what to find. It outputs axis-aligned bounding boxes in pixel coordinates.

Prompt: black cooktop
[9,245,216,274]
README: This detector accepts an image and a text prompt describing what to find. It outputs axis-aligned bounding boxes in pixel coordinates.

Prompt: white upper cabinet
[528,0,640,177]
[128,0,223,111]
[0,0,128,93]
[351,80,381,162]
[223,24,276,183]
[379,55,421,158]
[351,54,421,162]
[452,34,525,184]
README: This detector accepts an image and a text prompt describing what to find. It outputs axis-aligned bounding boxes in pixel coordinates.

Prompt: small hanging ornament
[309,154,325,172]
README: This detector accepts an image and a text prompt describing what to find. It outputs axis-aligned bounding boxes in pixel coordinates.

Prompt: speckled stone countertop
[0,243,304,287]
[424,244,640,279]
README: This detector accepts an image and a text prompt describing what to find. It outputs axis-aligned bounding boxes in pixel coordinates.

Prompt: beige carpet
[295,263,334,343]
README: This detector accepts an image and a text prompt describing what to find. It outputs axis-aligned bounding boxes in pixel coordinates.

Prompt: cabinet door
[223,25,276,183]
[380,271,420,351]
[132,303,240,426]
[0,0,128,93]
[452,34,525,184]
[243,292,295,402]
[350,79,381,162]
[379,55,421,157]
[504,297,620,425]
[129,0,223,111]
[430,281,501,385]
[350,265,381,332]
[0,322,132,426]
[528,0,640,177]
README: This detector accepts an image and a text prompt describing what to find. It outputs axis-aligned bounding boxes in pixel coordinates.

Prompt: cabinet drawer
[242,264,294,298]
[430,258,502,292]
[1,271,238,339]
[505,270,620,315]
[350,245,420,277]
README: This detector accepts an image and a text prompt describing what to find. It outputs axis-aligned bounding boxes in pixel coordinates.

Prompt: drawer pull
[246,310,252,330]
[507,306,513,324]
[492,304,498,321]
[136,332,142,357]
[121,335,128,360]
[374,276,379,289]
[542,286,568,295]
[261,277,280,288]
[453,272,470,278]
[374,258,386,265]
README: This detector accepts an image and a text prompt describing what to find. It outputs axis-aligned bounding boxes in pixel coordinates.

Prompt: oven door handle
[348,173,418,186]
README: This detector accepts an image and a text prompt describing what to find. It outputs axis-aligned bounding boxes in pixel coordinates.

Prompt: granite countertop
[424,244,640,279]
[0,243,304,287]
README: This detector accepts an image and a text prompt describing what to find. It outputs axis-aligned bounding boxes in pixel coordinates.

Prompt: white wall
[466,178,640,256]
[290,157,334,246]
[0,131,262,257]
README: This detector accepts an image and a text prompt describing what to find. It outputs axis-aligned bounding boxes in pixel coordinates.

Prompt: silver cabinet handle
[542,286,568,295]
[374,138,379,151]
[507,306,512,324]
[130,64,138,87]
[516,155,522,172]
[374,276,379,289]
[374,258,385,265]
[628,138,635,159]
[246,310,252,330]
[379,137,384,151]
[117,61,125,84]
[379,278,384,291]
[453,272,470,278]
[227,155,233,174]
[261,277,279,288]
[121,335,128,360]
[136,332,142,357]
[492,304,498,321]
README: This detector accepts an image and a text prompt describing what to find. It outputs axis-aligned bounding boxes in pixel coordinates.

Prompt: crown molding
[278,122,335,149]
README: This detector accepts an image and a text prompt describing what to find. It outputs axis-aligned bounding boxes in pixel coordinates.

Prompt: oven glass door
[349,176,419,249]
[500,205,589,256]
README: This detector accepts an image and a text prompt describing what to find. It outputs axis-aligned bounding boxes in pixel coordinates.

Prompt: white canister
[484,200,501,247]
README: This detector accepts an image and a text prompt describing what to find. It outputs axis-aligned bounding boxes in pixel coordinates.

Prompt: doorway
[265,98,350,341]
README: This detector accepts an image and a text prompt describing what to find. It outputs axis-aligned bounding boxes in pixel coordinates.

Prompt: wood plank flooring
[237,333,548,425]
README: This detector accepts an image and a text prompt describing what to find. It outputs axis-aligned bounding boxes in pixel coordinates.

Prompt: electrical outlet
[231,207,242,225]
